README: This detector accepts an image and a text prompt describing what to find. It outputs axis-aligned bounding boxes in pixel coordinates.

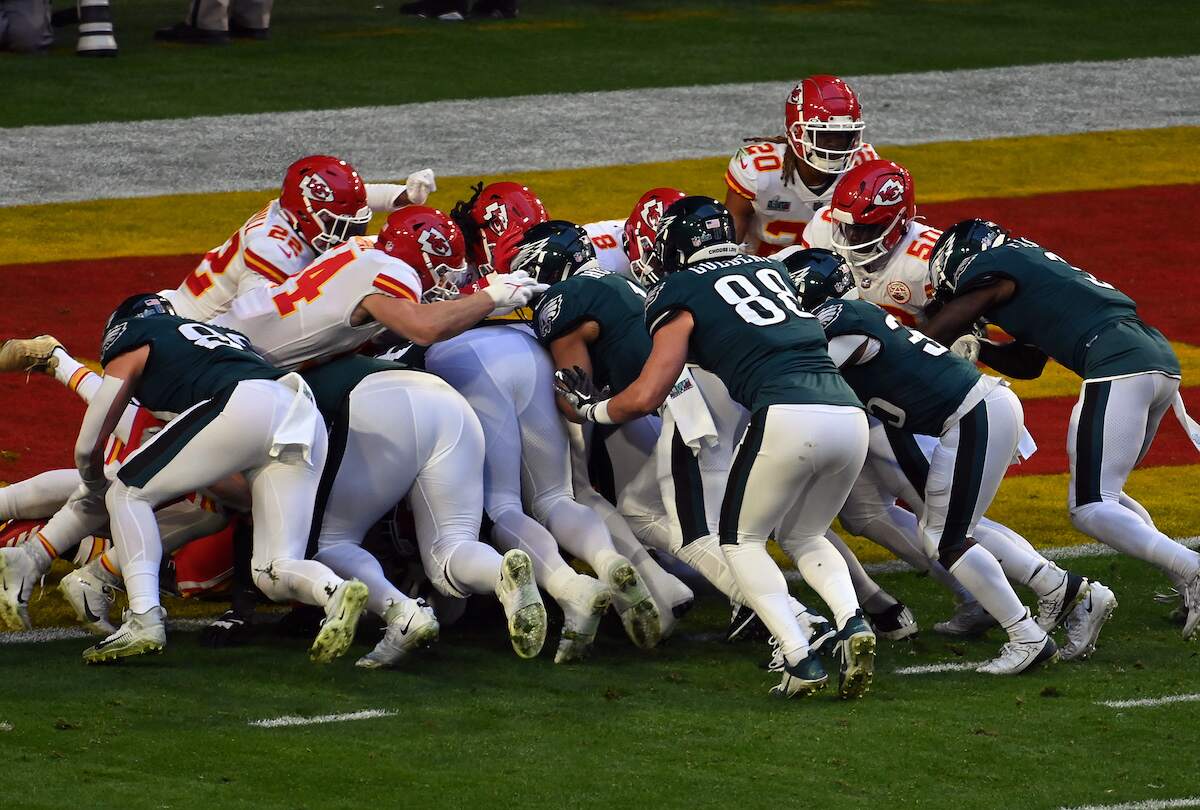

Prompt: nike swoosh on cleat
[81,600,103,623]
[401,614,414,634]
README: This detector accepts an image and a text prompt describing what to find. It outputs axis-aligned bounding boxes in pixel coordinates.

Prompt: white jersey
[725,140,879,255]
[211,236,421,371]
[583,219,634,280]
[164,199,315,323]
[800,206,941,325]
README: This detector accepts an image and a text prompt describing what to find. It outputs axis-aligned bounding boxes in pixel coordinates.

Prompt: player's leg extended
[0,469,82,521]
[1068,374,1200,636]
[517,348,660,650]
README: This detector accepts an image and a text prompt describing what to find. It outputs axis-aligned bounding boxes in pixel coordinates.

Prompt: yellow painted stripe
[2,127,1196,266]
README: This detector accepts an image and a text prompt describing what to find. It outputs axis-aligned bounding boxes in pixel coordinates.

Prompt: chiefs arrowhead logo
[484,201,510,234]
[872,178,904,207]
[641,199,665,229]
[300,174,335,203]
[418,227,452,257]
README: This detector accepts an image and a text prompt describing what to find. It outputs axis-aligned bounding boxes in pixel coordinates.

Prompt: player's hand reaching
[479,269,548,315]
[486,224,526,276]
[404,169,437,206]
[950,334,981,363]
[554,366,611,422]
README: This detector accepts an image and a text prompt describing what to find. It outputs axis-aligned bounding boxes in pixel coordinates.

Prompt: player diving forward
[557,197,876,699]
[923,220,1200,640]
[792,253,1072,673]
[23,294,370,663]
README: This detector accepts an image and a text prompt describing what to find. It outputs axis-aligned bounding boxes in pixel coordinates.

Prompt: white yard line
[248,709,397,729]
[1096,693,1200,710]
[0,617,210,645]
[892,661,981,676]
[1060,798,1200,810]
[2,56,1197,206]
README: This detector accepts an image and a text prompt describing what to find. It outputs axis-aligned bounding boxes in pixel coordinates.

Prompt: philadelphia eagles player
[924,219,1200,640]
[0,294,368,663]
[791,250,1069,674]
[556,197,875,699]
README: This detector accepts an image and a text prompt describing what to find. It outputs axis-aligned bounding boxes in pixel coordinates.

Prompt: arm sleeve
[366,183,406,213]
[75,374,134,488]
[978,340,1049,379]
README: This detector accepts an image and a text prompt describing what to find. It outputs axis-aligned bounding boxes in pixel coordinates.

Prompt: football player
[782,248,1118,660]
[799,159,940,326]
[794,252,1073,674]
[924,219,1200,640]
[557,197,876,699]
[1,294,371,664]
[724,75,878,255]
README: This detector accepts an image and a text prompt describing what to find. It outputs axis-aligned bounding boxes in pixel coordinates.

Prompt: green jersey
[816,298,980,435]
[957,239,1179,378]
[100,315,282,415]
[301,355,413,426]
[533,268,652,393]
[644,253,861,413]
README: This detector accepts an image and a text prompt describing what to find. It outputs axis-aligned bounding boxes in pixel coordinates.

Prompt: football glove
[950,334,981,363]
[479,269,548,315]
[199,608,254,648]
[404,169,437,206]
[554,366,611,421]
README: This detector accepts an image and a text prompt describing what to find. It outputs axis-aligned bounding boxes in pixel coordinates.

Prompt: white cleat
[356,598,439,669]
[310,579,369,664]
[495,549,547,659]
[1035,570,1089,632]
[976,634,1059,675]
[554,574,611,664]
[599,556,661,650]
[0,545,38,631]
[59,567,117,635]
[82,607,166,664]
[1183,571,1200,641]
[1060,581,1117,661]
[934,600,997,637]
[0,335,63,374]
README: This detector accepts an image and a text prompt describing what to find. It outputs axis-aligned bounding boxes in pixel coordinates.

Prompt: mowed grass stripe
[0,127,1196,266]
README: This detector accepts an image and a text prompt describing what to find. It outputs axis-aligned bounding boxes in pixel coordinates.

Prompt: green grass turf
[4,553,1199,809]
[2,0,1197,127]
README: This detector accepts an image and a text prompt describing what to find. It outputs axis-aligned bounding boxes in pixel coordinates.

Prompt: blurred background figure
[0,0,52,53]
[155,0,270,44]
[400,0,517,20]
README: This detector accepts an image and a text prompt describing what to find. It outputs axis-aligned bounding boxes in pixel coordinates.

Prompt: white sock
[441,541,503,596]
[778,533,861,628]
[722,542,808,665]
[948,545,1036,640]
[314,543,408,618]
[1073,500,1200,581]
[1028,561,1068,598]
[973,521,1051,589]
[253,559,343,607]
[123,560,161,615]
[489,509,574,598]
[602,510,692,609]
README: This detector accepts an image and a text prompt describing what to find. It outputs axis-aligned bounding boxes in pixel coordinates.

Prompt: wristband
[584,399,615,425]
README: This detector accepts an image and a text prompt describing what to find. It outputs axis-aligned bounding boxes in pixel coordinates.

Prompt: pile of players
[1,74,1198,700]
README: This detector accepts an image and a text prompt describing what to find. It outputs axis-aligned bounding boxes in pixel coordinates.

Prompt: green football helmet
[929,219,1009,301]
[776,247,855,311]
[510,220,600,286]
[651,196,739,279]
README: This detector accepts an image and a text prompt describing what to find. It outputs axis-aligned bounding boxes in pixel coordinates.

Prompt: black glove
[198,608,254,648]
[553,366,610,421]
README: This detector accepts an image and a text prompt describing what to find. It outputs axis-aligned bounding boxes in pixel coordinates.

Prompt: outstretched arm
[548,321,600,422]
[75,346,146,491]
[922,279,1016,345]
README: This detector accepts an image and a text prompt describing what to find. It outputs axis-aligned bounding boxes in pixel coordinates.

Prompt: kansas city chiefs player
[165,155,438,323]
[724,75,878,255]
[800,159,941,325]
[620,186,686,285]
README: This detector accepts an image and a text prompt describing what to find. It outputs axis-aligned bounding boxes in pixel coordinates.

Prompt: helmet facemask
[310,203,372,253]
[830,210,903,268]
[789,118,865,174]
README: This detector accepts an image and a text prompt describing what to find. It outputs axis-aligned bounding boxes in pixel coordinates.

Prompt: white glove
[950,334,981,363]
[404,169,437,206]
[480,270,549,315]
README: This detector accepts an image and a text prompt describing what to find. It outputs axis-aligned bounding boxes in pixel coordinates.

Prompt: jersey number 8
[715,267,811,326]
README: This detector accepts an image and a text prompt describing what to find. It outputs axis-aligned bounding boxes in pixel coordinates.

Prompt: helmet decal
[299,173,335,203]
[417,227,453,257]
[640,198,665,228]
[536,293,564,338]
[484,201,511,234]
[872,178,905,207]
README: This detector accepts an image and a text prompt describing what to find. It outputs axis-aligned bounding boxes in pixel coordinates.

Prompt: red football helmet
[785,75,866,174]
[623,187,686,285]
[375,206,469,301]
[279,155,371,253]
[454,181,549,269]
[828,159,915,268]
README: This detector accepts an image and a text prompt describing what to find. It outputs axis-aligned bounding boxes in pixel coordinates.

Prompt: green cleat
[837,610,877,700]
[309,580,369,664]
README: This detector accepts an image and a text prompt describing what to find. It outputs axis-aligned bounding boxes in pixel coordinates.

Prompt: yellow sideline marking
[1,127,1196,265]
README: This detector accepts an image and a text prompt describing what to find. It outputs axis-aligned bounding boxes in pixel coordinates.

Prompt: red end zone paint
[921,184,1200,345]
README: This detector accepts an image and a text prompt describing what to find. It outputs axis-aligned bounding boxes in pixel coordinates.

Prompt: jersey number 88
[715,267,812,326]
